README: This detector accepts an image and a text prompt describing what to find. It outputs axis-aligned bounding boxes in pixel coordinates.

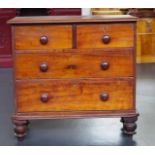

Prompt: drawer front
[15,25,72,50]
[77,24,134,48]
[15,49,133,79]
[16,78,134,112]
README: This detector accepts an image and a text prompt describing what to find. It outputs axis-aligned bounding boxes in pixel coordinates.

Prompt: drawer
[77,23,134,48]
[16,78,134,112]
[15,25,72,50]
[15,49,134,79]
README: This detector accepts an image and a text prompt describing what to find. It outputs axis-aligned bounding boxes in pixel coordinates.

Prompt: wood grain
[8,15,137,24]
[15,25,72,50]
[13,110,138,120]
[15,49,134,79]
[9,15,138,139]
[16,78,134,112]
[77,23,134,48]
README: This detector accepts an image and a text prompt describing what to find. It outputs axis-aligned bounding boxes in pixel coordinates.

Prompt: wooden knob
[101,61,109,70]
[100,92,109,101]
[39,62,48,72]
[102,35,111,44]
[40,93,49,103]
[40,36,48,45]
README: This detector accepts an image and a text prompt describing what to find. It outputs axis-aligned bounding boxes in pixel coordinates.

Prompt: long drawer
[15,49,134,79]
[16,78,134,112]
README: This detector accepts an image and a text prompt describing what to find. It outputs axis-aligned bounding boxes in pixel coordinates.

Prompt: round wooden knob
[39,62,48,72]
[102,35,111,44]
[40,36,48,45]
[40,93,49,103]
[101,61,109,70]
[100,92,109,101]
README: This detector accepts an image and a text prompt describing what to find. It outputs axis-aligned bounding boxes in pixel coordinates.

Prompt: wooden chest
[8,15,139,141]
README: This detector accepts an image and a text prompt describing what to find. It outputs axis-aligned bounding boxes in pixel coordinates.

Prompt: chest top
[8,15,137,24]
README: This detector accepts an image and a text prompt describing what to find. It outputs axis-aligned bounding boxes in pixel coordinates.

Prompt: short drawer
[15,49,134,79]
[77,23,134,48]
[16,78,134,112]
[15,25,72,50]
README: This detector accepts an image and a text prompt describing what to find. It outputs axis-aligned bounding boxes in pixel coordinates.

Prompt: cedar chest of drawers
[8,15,139,140]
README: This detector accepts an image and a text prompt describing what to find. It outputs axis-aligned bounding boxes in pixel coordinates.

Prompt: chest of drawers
[8,15,139,141]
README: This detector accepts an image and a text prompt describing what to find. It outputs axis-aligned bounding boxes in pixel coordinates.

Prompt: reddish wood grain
[16,78,134,112]
[15,49,134,79]
[8,15,137,24]
[13,110,138,120]
[77,23,134,48]
[15,25,72,50]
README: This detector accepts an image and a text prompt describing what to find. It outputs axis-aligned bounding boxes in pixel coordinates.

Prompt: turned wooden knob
[101,61,109,70]
[100,92,109,101]
[39,62,48,72]
[40,36,48,45]
[102,35,111,44]
[40,93,49,103]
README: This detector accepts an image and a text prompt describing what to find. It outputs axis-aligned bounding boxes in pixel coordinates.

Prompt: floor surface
[0,64,155,146]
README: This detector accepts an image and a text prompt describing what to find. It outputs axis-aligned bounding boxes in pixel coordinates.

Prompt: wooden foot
[121,114,139,136]
[13,119,29,141]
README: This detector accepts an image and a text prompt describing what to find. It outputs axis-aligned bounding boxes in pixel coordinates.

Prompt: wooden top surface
[8,15,137,24]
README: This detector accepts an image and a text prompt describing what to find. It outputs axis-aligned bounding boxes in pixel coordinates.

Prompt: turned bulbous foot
[121,114,139,136]
[13,119,29,141]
